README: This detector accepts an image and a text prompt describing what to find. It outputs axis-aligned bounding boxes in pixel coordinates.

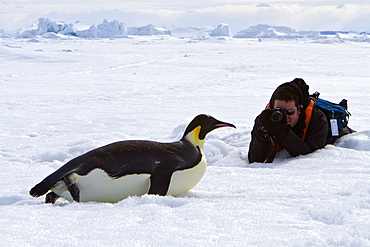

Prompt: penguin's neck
[182,126,205,151]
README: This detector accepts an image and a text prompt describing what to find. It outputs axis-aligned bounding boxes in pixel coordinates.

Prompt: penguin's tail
[29,174,59,197]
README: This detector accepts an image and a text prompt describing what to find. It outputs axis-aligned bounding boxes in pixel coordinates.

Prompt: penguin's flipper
[63,173,80,202]
[148,160,179,196]
[45,191,60,204]
[30,173,62,198]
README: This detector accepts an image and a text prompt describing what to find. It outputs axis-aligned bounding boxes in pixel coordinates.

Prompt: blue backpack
[310,91,353,142]
[311,92,350,129]
[288,78,354,143]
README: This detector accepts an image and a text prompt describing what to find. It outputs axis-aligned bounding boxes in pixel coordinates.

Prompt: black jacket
[248,107,328,163]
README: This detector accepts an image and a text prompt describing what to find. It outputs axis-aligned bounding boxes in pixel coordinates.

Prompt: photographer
[248,79,328,163]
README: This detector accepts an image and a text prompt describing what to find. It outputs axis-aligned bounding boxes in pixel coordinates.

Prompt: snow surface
[1,32,370,246]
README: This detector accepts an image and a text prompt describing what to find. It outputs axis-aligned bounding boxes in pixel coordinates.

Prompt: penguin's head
[182,114,236,146]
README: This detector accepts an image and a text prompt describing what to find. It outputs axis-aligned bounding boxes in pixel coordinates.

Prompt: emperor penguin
[29,114,235,203]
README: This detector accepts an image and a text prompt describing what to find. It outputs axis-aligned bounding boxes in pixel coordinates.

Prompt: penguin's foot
[63,174,80,202]
[45,191,60,204]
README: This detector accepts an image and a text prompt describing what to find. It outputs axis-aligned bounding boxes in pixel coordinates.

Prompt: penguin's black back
[72,139,201,176]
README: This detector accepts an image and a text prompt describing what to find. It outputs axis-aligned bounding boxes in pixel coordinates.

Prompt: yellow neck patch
[185,126,205,149]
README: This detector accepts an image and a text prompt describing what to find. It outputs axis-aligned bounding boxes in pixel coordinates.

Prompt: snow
[1,28,370,246]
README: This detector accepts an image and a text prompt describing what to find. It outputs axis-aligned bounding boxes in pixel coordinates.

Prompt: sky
[1,1,370,33]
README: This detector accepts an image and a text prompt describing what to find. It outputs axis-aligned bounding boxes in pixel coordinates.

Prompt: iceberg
[234,24,303,39]
[17,18,128,38]
[210,23,232,37]
[127,24,171,36]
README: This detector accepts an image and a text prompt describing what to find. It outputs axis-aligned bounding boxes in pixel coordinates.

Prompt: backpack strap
[302,99,315,140]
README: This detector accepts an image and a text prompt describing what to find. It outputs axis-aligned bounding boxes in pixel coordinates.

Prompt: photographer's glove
[256,109,288,137]
[270,115,288,137]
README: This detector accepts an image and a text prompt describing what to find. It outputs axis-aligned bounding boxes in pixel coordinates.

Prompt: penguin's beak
[215,122,236,129]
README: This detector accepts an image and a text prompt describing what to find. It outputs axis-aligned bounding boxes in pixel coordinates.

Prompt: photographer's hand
[267,110,288,137]
[256,109,288,138]
[253,109,272,140]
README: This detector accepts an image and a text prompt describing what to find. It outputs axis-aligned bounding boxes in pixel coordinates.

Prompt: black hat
[269,78,310,109]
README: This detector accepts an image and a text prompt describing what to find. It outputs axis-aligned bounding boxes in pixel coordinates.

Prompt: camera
[270,108,295,123]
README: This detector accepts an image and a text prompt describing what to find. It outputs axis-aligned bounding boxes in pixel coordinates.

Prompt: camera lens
[271,111,283,123]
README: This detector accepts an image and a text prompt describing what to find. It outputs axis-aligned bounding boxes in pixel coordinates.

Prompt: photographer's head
[273,99,300,127]
[270,84,302,128]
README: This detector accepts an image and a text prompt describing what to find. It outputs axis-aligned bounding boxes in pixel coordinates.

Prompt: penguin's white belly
[167,155,206,196]
[52,169,151,203]
[51,156,207,203]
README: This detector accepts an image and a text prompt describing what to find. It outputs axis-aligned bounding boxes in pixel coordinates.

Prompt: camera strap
[263,133,277,163]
